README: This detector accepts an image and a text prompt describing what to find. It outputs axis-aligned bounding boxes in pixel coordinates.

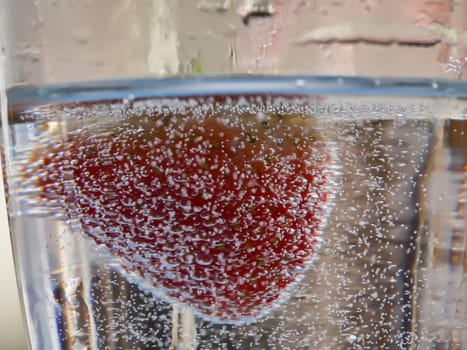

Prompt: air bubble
[195,254,213,266]
[346,334,357,343]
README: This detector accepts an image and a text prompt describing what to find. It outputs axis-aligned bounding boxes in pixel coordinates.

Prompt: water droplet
[295,79,306,88]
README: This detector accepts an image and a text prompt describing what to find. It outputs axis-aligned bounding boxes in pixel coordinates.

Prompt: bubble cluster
[24,95,331,324]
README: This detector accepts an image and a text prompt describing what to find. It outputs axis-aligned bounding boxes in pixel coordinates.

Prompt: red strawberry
[26,95,330,323]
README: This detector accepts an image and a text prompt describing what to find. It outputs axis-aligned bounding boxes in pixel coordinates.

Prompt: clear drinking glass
[1,1,467,349]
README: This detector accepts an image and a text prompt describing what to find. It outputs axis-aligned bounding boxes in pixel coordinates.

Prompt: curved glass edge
[6,76,467,108]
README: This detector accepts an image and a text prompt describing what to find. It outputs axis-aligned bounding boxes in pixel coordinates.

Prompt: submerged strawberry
[27,96,330,323]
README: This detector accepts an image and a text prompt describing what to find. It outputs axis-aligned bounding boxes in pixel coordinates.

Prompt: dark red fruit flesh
[26,95,330,323]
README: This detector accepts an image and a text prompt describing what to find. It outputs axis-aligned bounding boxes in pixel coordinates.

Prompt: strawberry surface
[27,96,330,323]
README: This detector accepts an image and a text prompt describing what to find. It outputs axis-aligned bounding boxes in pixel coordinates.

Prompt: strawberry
[26,95,330,324]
